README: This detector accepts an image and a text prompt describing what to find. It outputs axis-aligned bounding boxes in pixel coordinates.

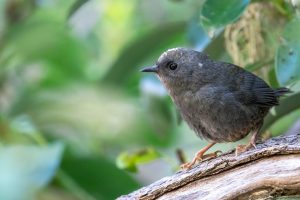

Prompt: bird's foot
[235,142,257,156]
[180,150,222,170]
[180,162,194,170]
[202,150,222,160]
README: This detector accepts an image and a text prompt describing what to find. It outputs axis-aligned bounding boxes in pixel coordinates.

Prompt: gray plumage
[142,47,289,144]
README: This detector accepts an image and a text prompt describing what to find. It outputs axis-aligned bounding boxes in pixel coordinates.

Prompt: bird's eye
[167,61,177,70]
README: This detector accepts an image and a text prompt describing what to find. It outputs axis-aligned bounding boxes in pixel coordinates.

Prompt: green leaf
[275,19,300,86]
[200,0,250,31]
[116,147,161,172]
[61,156,140,200]
[0,143,64,200]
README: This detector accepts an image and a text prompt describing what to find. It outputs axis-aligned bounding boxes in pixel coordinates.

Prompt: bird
[141,47,290,170]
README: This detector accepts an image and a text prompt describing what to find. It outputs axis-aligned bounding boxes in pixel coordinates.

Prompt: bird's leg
[235,129,259,156]
[180,142,219,170]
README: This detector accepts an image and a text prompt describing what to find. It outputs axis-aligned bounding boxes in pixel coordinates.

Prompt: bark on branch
[118,133,300,200]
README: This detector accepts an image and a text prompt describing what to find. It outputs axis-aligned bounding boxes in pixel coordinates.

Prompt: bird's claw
[180,150,222,170]
[180,162,194,170]
[235,142,256,156]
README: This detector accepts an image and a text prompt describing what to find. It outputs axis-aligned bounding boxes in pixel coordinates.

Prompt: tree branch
[118,133,300,200]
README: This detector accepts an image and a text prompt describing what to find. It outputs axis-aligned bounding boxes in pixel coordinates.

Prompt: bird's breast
[169,89,266,143]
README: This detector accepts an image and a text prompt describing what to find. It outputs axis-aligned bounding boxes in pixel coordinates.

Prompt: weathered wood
[118,134,300,200]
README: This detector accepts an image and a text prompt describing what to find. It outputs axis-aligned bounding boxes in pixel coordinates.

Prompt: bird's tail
[274,87,291,97]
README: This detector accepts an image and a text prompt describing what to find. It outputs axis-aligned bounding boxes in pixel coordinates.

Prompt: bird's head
[141,47,210,92]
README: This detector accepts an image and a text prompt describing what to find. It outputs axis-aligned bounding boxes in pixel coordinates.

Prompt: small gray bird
[141,47,289,169]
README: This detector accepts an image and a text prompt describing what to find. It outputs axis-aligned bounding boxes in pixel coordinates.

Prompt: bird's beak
[140,65,158,73]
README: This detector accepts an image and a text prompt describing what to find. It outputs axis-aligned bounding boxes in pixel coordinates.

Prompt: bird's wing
[232,68,279,107]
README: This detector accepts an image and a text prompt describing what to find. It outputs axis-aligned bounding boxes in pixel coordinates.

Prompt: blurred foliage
[116,147,161,172]
[0,0,300,199]
[0,143,63,200]
[61,156,139,200]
